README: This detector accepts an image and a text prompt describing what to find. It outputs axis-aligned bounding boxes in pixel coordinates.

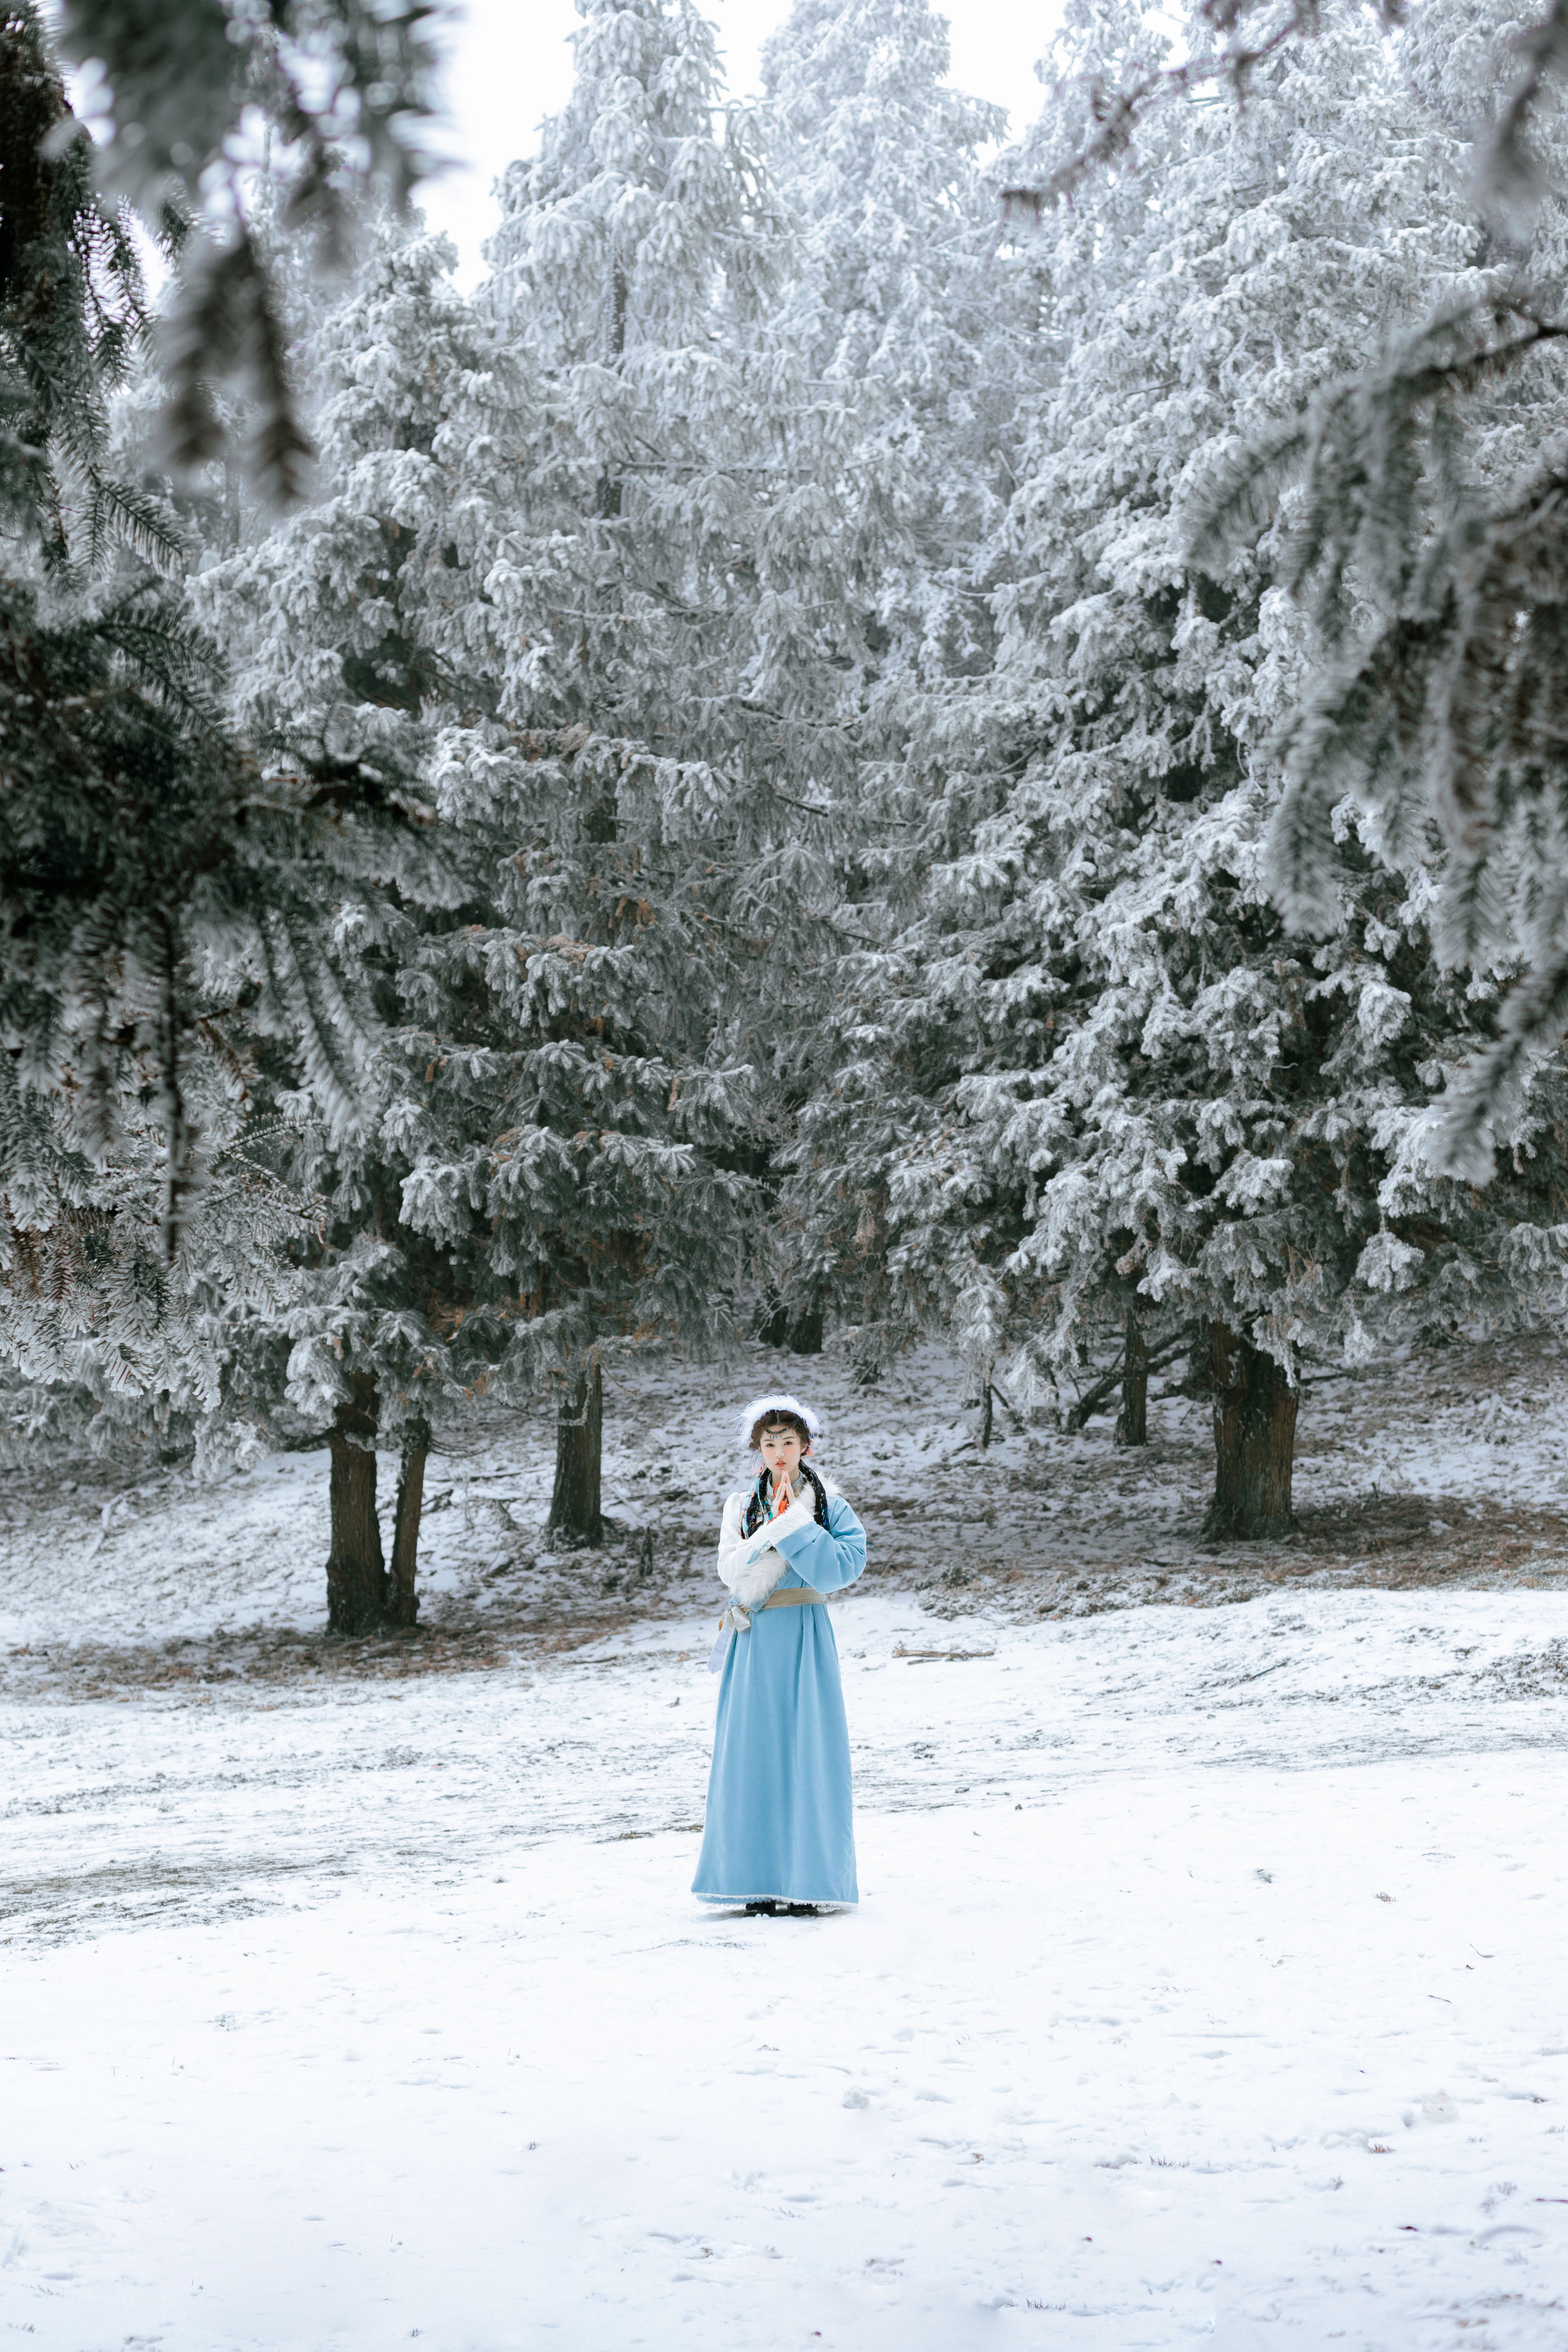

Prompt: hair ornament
[736,1391,821,1452]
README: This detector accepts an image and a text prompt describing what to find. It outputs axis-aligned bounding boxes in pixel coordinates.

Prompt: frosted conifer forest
[9,0,1568,2342]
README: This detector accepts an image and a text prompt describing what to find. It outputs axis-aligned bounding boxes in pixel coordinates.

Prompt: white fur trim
[732,1552,787,1610]
[715,1492,758,1594]
[736,1392,821,1452]
[744,1493,815,1556]
[715,1487,820,1596]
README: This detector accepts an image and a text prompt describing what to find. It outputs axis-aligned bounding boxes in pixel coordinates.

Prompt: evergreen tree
[476,0,876,1426]
[53,0,445,498]
[0,1077,305,1468]
[197,225,761,1624]
[747,0,1031,1355]
[797,1,1568,1534]
[480,0,799,771]
[479,0,927,1020]
[1190,1,1568,1177]
[758,0,1014,650]
[1017,0,1568,1161]
[0,5,431,1423]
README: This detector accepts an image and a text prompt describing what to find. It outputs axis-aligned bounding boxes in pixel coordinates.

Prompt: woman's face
[759,1424,805,1484]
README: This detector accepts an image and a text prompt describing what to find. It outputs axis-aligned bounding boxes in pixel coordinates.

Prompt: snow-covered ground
[5,1339,1568,2347]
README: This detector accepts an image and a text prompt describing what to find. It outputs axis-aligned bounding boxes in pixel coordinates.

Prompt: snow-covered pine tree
[0,6,427,1425]
[52,0,445,501]
[1188,0,1568,1177]
[189,225,526,1629]
[197,224,762,1623]
[480,0,800,783]
[0,1073,308,1473]
[753,0,1034,1357]
[799,0,1568,1534]
[758,0,1013,633]
[477,0,876,1416]
[1015,0,1568,1167]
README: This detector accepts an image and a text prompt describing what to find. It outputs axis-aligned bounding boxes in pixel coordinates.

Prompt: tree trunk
[548,1362,603,1546]
[1202,1322,1297,1539]
[759,1290,823,1353]
[1114,1310,1148,1447]
[786,1293,823,1353]
[979,1376,994,1450]
[388,1414,430,1630]
[1182,1316,1215,1397]
[326,1372,386,1633]
[594,262,628,517]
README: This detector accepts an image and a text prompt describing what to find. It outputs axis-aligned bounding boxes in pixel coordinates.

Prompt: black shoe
[745,1899,779,1916]
[779,1903,819,1918]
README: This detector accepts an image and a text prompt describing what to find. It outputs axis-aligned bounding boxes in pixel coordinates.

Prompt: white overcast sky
[419,0,1062,285]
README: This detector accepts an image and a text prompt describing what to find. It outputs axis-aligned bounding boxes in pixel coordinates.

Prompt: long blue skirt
[692,1600,858,1907]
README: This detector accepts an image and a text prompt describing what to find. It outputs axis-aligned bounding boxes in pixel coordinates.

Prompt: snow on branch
[999,2,1391,221]
[1001,0,1568,233]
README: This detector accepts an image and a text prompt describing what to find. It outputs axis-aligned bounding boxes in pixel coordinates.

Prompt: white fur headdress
[736,1393,821,1452]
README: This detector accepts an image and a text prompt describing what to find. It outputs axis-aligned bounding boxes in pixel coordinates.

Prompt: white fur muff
[717,1489,817,1608]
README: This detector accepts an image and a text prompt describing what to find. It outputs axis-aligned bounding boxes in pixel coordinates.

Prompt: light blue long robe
[692,1487,867,1907]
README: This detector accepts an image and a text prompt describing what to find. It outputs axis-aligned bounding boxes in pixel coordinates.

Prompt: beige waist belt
[708,1584,827,1673]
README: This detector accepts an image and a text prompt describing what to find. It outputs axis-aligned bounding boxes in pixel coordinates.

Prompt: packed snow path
[5,1584,1568,2349]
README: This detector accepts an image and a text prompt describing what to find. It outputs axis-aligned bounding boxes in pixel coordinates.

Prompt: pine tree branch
[1064,1333,1189,1430]
[998,3,1335,222]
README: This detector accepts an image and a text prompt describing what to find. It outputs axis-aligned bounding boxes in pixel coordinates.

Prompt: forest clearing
[5,1337,1568,2348]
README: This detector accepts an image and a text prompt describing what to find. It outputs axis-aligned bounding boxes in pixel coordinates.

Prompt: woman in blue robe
[692,1394,866,1914]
